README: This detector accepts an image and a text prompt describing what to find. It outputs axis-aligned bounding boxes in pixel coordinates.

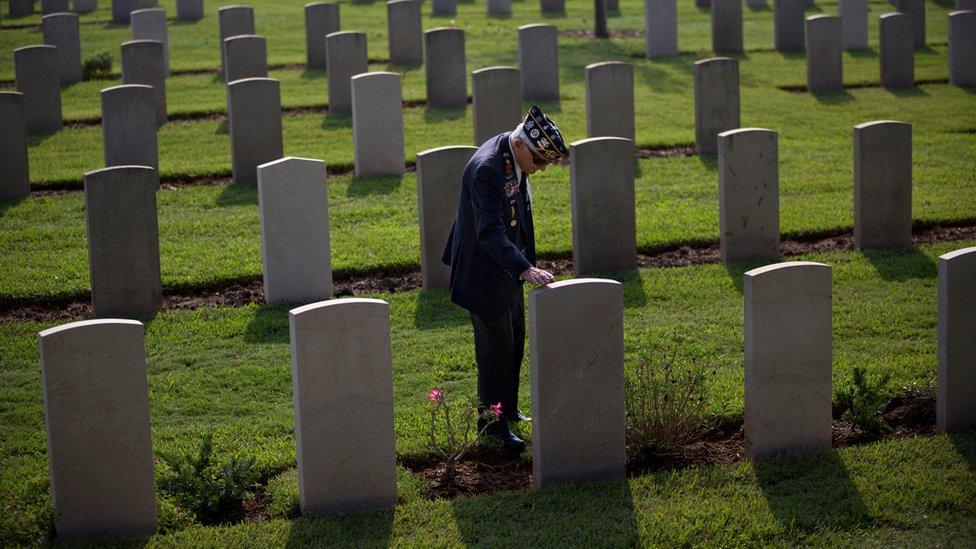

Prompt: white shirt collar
[508,132,525,183]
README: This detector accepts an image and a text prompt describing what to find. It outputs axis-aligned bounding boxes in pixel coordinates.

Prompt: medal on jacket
[510,200,517,227]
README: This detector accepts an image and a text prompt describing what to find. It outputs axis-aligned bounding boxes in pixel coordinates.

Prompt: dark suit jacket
[441,132,537,319]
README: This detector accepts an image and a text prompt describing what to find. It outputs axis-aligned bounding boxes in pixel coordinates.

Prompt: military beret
[519,105,568,163]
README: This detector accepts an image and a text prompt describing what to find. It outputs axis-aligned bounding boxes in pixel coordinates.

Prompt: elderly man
[441,105,569,451]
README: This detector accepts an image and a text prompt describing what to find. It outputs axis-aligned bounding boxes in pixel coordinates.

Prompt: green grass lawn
[1,239,973,543]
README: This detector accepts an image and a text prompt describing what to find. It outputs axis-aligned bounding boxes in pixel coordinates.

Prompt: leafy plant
[835,366,892,434]
[82,51,113,80]
[625,341,713,458]
[427,386,501,481]
[156,435,260,525]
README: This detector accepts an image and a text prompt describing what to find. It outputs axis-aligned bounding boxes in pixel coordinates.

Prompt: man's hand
[520,266,555,286]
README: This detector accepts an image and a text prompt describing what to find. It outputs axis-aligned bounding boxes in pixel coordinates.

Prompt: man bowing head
[441,105,569,452]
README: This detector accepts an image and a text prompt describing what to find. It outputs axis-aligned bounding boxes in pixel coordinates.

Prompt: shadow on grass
[216,182,258,207]
[322,112,352,129]
[746,3,772,12]
[244,302,291,344]
[347,174,404,197]
[754,450,871,533]
[722,256,781,294]
[300,69,325,80]
[27,129,60,147]
[812,89,855,104]
[414,288,469,329]
[0,195,26,218]
[285,509,394,547]
[424,105,467,123]
[887,86,930,98]
[948,430,976,472]
[847,47,877,59]
[452,478,639,545]
[862,245,937,281]
[215,120,229,135]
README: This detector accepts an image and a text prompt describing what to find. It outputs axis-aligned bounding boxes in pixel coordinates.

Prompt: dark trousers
[469,284,524,418]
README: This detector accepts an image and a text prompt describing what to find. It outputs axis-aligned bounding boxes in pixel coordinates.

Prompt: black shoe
[481,418,526,452]
[507,410,531,423]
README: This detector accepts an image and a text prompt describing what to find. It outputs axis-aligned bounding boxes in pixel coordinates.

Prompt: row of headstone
[37,273,628,538]
[36,238,976,537]
[746,246,976,458]
[716,120,912,262]
[950,10,976,86]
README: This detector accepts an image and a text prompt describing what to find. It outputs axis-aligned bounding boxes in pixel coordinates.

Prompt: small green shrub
[156,435,260,525]
[264,469,299,520]
[625,341,713,458]
[82,51,113,80]
[835,366,892,434]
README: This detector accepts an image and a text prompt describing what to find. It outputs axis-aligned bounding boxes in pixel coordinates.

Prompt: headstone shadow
[887,86,930,98]
[746,3,772,11]
[300,69,325,80]
[215,119,229,134]
[284,509,394,547]
[539,9,566,18]
[812,89,855,104]
[243,302,292,344]
[215,181,258,207]
[847,47,877,59]
[0,196,27,217]
[347,174,404,197]
[322,112,352,129]
[27,130,59,147]
[948,430,976,472]
[413,288,469,329]
[723,257,777,294]
[615,269,649,308]
[753,450,872,533]
[424,105,466,123]
[862,245,938,281]
[451,478,639,545]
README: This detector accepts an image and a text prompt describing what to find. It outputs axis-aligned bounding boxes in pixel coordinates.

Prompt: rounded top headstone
[718,127,776,138]
[38,318,144,340]
[940,246,976,262]
[290,297,389,318]
[744,261,830,279]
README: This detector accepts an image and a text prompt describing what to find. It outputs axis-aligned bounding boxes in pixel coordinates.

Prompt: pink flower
[489,402,503,417]
[428,388,443,402]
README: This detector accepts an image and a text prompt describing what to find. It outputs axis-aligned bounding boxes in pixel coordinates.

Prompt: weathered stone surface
[897,0,925,46]
[431,0,456,15]
[228,77,284,185]
[744,261,832,460]
[176,0,203,20]
[83,166,161,318]
[257,157,332,303]
[387,0,422,66]
[41,0,67,14]
[131,8,169,76]
[42,12,82,85]
[38,319,157,540]
[570,137,637,274]
[694,57,739,156]
[325,31,368,116]
[840,0,868,49]
[224,34,267,83]
[10,0,35,17]
[289,299,397,516]
[712,0,743,53]
[74,0,98,14]
[0,93,30,201]
[949,10,976,86]
[472,66,520,146]
[487,0,511,14]
[416,146,476,289]
[880,12,915,88]
[305,2,340,70]
[218,5,255,71]
[938,247,976,432]
[14,45,61,133]
[352,72,404,176]
[718,128,780,262]
[585,62,634,140]
[644,0,677,57]
[425,27,466,108]
[529,279,626,488]
[805,15,844,92]
[774,0,805,52]
[541,0,564,11]
[101,85,158,181]
[519,24,559,100]
[121,40,167,126]
[853,120,912,249]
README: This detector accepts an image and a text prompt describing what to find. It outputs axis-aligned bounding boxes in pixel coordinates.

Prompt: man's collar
[507,132,525,182]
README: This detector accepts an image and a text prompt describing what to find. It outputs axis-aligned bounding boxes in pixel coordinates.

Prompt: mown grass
[1,240,972,543]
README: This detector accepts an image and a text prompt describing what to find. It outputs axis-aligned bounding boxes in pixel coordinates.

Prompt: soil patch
[403,387,936,501]
[779,78,950,93]
[3,223,975,323]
